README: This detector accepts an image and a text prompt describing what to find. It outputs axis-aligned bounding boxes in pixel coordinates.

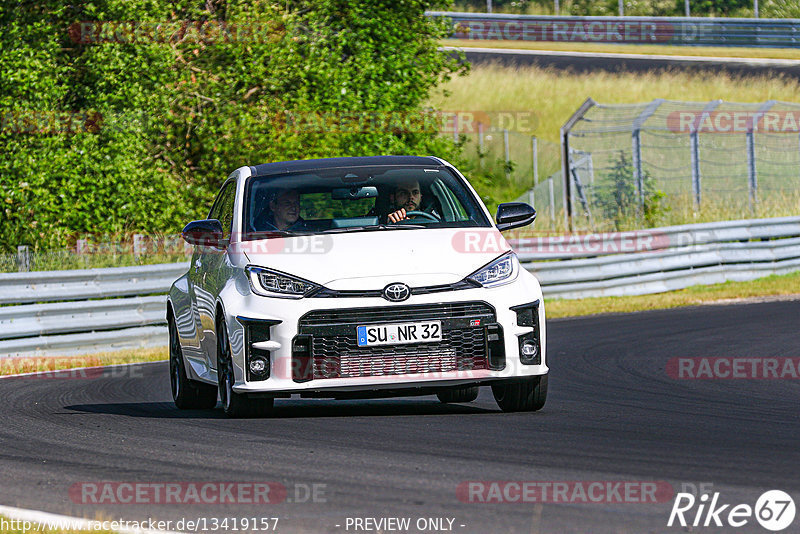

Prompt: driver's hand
[387,208,407,223]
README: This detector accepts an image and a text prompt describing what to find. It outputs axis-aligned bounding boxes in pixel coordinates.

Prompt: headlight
[246,266,320,298]
[467,252,519,287]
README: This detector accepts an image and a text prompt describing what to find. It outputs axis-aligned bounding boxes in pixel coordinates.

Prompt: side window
[208,182,236,240]
[431,179,468,221]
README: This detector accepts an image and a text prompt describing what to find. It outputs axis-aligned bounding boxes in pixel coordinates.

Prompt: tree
[592,151,667,230]
[0,0,467,251]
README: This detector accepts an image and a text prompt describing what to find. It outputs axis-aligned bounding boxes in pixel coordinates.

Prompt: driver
[386,179,440,223]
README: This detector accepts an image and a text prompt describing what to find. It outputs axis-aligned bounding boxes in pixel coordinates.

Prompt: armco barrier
[0,217,798,357]
[508,216,800,299]
[429,12,800,49]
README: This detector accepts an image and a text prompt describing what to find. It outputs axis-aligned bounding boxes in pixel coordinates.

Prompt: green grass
[0,251,189,273]
[431,63,800,228]
[0,348,167,376]
[0,515,116,534]
[546,270,800,318]
[444,38,800,60]
[430,63,800,145]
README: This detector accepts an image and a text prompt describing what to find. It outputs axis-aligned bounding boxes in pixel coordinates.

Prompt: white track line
[0,504,180,534]
[441,45,800,67]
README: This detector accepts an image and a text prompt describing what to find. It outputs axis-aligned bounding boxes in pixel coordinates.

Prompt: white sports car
[168,156,547,417]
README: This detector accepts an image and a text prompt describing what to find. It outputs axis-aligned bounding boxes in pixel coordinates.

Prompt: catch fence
[554,98,800,232]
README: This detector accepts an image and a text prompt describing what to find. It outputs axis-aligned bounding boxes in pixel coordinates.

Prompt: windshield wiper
[319,224,426,234]
[246,230,305,238]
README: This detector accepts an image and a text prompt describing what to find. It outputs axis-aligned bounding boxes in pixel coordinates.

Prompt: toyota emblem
[383,283,411,302]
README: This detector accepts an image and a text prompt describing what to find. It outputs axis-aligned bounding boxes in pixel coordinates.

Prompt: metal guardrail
[429,11,800,49]
[508,216,800,299]
[0,262,188,305]
[0,264,187,357]
[0,217,798,357]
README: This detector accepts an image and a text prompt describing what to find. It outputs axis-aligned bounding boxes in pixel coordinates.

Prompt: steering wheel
[396,210,440,223]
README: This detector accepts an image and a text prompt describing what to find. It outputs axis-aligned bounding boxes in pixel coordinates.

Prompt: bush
[0,0,467,252]
[592,151,667,230]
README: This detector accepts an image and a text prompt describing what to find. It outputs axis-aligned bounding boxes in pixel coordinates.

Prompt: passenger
[255,188,307,231]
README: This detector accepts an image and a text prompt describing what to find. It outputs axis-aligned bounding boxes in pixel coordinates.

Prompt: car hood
[239,227,511,290]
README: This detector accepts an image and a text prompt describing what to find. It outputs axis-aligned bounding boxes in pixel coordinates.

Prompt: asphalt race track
[446,46,800,79]
[1,300,798,533]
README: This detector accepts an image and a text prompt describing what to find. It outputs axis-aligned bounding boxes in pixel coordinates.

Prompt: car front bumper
[222,271,547,395]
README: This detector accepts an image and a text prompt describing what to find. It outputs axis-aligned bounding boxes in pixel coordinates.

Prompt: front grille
[298,302,495,328]
[293,302,502,381]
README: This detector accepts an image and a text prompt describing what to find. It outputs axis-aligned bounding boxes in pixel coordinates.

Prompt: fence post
[478,122,484,169]
[532,136,538,186]
[453,114,459,143]
[16,245,30,272]
[133,233,145,261]
[76,238,89,255]
[561,98,597,233]
[745,100,775,214]
[548,177,556,231]
[631,99,664,212]
[746,131,757,214]
[690,130,701,208]
[691,100,722,211]
[632,129,644,209]
[503,129,510,180]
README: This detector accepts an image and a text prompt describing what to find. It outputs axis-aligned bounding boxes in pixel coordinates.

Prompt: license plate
[356,321,442,347]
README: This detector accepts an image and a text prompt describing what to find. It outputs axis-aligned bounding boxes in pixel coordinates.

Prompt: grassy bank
[432,63,800,228]
[0,348,167,376]
[430,63,800,144]
[546,270,800,318]
[0,515,115,534]
[444,39,800,60]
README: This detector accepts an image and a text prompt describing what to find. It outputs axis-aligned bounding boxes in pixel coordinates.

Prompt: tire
[169,315,218,410]
[492,375,548,413]
[216,317,274,418]
[437,386,480,404]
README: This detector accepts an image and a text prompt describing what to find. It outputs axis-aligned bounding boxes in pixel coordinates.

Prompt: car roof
[248,156,443,177]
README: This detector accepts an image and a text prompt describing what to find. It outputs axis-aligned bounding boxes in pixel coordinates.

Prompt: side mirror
[182,219,226,247]
[495,202,536,232]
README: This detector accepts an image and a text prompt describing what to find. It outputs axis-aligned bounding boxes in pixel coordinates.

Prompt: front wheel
[217,318,274,418]
[169,315,217,410]
[492,375,548,413]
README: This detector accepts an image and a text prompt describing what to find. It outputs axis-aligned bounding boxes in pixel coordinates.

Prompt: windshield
[242,165,491,239]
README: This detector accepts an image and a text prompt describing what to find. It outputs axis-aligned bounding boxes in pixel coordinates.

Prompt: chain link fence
[556,98,800,232]
[1,237,191,274]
